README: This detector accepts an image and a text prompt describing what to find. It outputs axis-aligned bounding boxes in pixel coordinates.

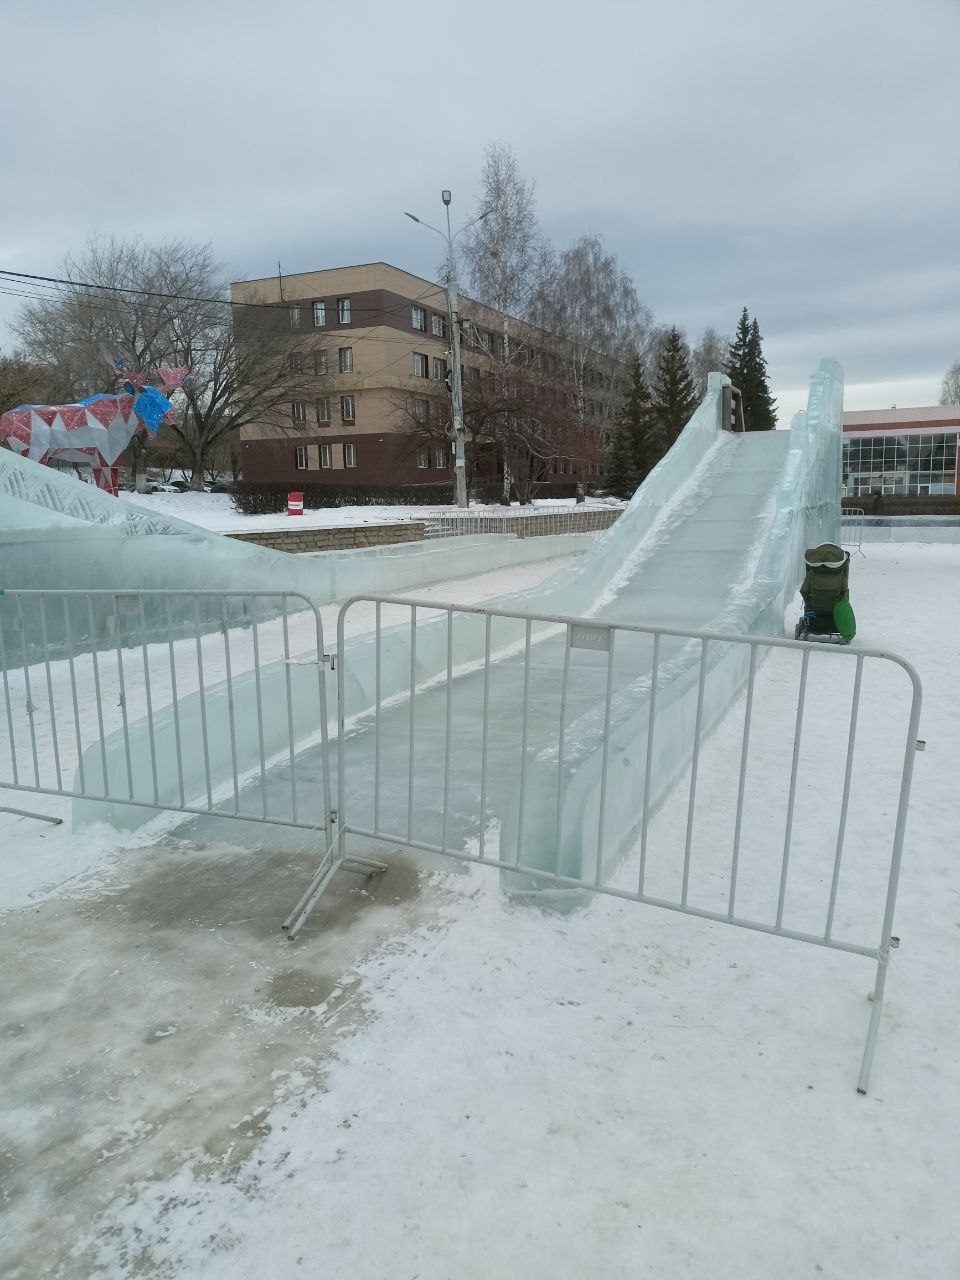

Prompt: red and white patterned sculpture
[0,364,189,495]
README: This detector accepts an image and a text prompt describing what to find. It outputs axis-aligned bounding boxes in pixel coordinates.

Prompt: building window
[313,349,328,376]
[289,305,301,329]
[412,352,429,378]
[432,356,447,382]
[294,445,307,470]
[431,313,448,338]
[412,305,426,331]
[434,448,447,470]
[291,400,307,425]
[337,297,351,323]
[316,397,330,424]
[341,395,355,423]
[289,352,304,374]
[413,397,429,424]
[338,347,353,373]
[313,300,326,327]
[417,447,430,469]
[320,443,332,469]
[344,443,357,468]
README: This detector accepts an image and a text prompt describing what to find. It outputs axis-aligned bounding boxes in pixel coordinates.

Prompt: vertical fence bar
[163,599,186,809]
[0,612,20,786]
[594,629,616,888]
[515,619,532,867]
[16,597,42,788]
[220,599,241,815]
[373,601,382,834]
[37,597,62,792]
[777,647,810,929]
[137,598,160,807]
[555,627,572,876]
[62,597,85,794]
[281,598,298,824]
[250,609,269,820]
[406,605,417,845]
[86,597,109,796]
[728,643,758,918]
[638,632,660,896]
[314,604,333,831]
[441,608,454,851]
[478,613,491,861]
[825,655,864,940]
[112,597,135,800]
[193,598,214,810]
[681,639,710,906]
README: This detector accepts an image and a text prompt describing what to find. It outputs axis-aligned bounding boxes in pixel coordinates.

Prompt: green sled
[833,598,856,644]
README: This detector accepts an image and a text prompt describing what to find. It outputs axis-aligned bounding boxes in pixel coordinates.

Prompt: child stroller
[794,543,856,645]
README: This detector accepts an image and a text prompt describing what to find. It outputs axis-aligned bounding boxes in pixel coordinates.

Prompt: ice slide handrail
[330,594,922,1094]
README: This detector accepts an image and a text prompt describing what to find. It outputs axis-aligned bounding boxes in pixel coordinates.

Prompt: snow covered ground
[1,544,958,1279]
[116,490,620,534]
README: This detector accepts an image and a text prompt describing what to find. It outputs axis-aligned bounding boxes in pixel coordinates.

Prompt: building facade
[842,405,960,498]
[230,262,612,494]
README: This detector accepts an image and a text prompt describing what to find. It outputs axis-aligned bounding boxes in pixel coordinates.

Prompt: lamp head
[441,189,452,206]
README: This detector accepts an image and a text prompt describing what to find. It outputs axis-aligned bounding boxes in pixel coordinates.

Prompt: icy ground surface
[116,490,619,533]
[1,545,958,1279]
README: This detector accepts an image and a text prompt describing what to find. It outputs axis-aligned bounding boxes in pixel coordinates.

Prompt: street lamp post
[405,192,488,509]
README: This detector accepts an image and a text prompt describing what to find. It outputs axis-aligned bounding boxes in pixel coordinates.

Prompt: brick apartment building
[230,262,613,495]
[842,404,960,497]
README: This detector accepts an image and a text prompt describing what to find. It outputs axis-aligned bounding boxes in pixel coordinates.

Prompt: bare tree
[0,350,50,416]
[12,235,323,490]
[532,234,652,456]
[690,326,730,397]
[940,360,960,405]
[459,144,554,498]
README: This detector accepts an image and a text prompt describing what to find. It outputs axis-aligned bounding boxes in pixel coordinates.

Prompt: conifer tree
[653,327,698,448]
[746,317,778,430]
[606,356,659,498]
[726,307,777,430]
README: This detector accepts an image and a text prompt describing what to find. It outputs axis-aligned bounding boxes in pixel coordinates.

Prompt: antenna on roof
[277,262,284,301]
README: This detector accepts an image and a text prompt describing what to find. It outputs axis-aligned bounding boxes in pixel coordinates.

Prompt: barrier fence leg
[857,950,890,1095]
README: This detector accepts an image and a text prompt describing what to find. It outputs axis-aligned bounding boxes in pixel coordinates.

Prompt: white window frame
[316,397,330,424]
[320,443,332,469]
[412,305,426,331]
[432,356,447,382]
[338,347,353,373]
[416,447,430,470]
[337,297,351,323]
[412,352,429,378]
[294,445,307,469]
[291,400,307,425]
[413,397,429,424]
[313,300,326,327]
[340,394,356,423]
[434,448,446,470]
[289,352,304,374]
[289,305,301,329]
[431,313,447,338]
[313,349,328,376]
[344,442,357,468]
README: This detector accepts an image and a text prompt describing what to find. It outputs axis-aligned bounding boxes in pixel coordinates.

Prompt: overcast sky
[1,0,957,423]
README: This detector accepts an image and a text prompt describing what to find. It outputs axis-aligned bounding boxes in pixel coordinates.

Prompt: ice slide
[3,361,841,883]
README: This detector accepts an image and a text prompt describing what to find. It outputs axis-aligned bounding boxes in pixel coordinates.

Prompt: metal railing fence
[841,507,866,556]
[422,507,621,539]
[0,589,334,834]
[330,595,922,1093]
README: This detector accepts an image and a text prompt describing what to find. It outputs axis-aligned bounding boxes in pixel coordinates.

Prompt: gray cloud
[1,0,957,419]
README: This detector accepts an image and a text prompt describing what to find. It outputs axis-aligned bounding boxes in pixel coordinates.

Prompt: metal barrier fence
[0,586,923,1091]
[841,507,865,556]
[329,596,922,1093]
[422,507,622,539]
[0,589,335,835]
